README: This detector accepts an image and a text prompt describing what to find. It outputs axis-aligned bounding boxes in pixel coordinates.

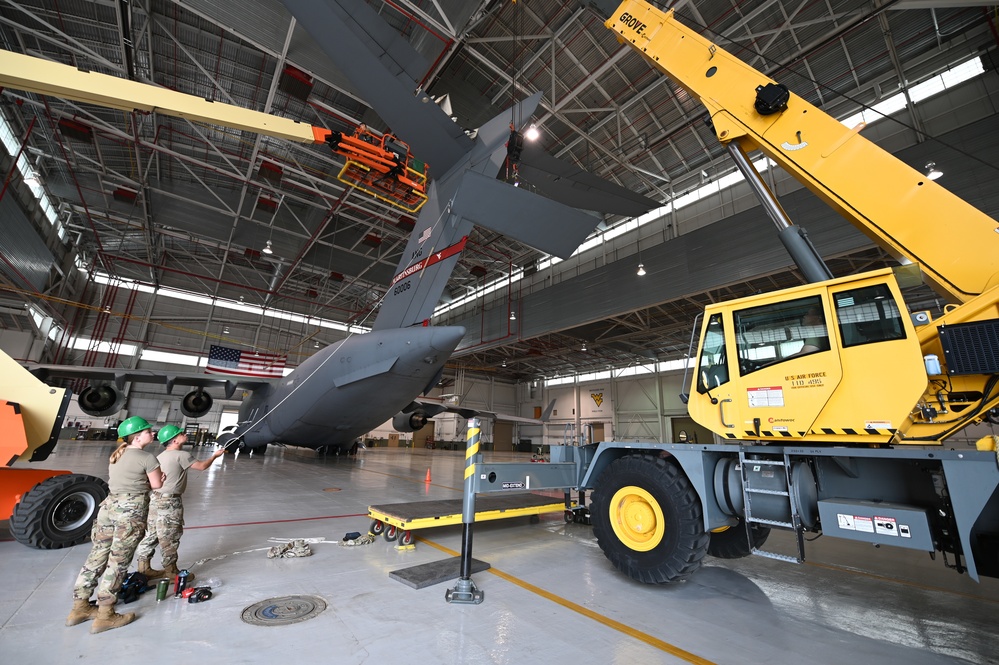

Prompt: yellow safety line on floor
[417,537,717,665]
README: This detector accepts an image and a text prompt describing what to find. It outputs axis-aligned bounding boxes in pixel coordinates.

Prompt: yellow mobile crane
[481,0,999,586]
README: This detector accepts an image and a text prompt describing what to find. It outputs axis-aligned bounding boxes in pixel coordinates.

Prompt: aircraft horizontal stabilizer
[452,170,601,260]
[517,143,659,217]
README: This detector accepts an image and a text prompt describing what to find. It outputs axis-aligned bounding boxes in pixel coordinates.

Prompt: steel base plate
[240,595,328,626]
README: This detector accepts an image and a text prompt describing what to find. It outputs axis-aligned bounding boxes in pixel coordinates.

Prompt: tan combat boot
[137,558,166,579]
[162,563,195,583]
[65,599,98,626]
[90,605,136,634]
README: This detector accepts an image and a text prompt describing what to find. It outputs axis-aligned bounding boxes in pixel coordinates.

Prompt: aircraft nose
[433,326,466,353]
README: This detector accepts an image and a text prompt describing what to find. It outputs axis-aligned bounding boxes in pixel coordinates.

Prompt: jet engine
[77,385,126,417]
[393,410,428,433]
[181,389,213,418]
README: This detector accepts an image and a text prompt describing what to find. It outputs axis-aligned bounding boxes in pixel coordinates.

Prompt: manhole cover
[241,595,327,626]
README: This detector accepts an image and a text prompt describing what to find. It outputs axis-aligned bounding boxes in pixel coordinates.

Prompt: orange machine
[322,126,429,213]
[1,350,108,549]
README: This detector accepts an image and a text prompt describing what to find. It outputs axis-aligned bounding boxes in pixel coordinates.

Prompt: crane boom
[606,1,999,303]
[0,49,429,212]
[0,50,327,144]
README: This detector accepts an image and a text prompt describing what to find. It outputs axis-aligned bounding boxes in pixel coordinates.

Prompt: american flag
[205,345,286,378]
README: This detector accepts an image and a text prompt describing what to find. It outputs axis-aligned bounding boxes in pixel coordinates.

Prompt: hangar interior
[1,0,999,662]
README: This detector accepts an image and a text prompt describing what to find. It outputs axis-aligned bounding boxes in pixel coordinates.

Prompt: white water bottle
[924,354,942,375]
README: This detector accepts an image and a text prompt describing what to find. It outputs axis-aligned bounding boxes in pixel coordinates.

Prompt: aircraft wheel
[707,519,771,559]
[399,530,413,546]
[10,474,109,549]
[384,525,398,542]
[370,519,385,536]
[591,454,708,584]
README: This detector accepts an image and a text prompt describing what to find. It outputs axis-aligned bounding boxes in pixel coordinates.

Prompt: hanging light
[262,239,274,255]
[637,263,646,276]
[581,342,587,352]
[223,326,230,334]
[501,359,507,367]
[925,162,943,180]
[510,310,517,321]
[314,341,321,348]
[524,123,540,141]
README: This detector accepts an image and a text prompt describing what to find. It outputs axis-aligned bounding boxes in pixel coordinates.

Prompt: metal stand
[446,418,485,605]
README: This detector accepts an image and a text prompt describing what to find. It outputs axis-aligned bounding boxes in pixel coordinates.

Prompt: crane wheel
[591,454,708,584]
[707,519,771,559]
[10,474,108,549]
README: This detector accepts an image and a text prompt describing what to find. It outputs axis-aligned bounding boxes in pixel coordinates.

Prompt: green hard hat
[118,416,151,438]
[157,424,183,445]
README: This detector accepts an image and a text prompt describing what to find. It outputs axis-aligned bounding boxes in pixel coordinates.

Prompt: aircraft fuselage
[236,325,464,450]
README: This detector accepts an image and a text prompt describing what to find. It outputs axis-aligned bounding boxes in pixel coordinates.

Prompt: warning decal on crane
[747,386,784,408]
[874,516,899,536]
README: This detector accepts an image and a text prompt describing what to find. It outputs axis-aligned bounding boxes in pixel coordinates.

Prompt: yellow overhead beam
[0,50,329,144]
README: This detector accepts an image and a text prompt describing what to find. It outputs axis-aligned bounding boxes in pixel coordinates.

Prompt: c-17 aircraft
[15,0,656,455]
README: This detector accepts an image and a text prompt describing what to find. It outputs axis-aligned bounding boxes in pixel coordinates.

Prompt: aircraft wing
[404,398,556,425]
[516,142,660,216]
[24,364,273,399]
[279,0,473,174]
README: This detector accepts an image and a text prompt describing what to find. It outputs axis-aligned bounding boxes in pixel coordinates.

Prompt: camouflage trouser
[73,493,149,606]
[135,493,185,568]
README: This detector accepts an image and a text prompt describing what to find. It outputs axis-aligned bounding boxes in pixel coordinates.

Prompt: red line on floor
[186,512,368,529]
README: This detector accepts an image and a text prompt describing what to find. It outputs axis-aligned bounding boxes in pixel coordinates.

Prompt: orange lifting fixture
[316,125,429,214]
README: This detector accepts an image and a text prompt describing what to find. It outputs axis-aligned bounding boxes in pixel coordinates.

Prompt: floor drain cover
[241,595,327,626]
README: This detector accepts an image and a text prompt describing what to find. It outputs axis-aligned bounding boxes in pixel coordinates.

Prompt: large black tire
[10,474,108,549]
[707,519,771,559]
[591,455,708,584]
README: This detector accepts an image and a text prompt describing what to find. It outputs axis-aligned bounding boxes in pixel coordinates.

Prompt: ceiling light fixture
[223,326,230,334]
[581,342,587,352]
[262,239,274,255]
[925,162,943,180]
[637,263,646,276]
[510,310,517,321]
[501,359,507,367]
[524,123,540,141]
[314,341,321,348]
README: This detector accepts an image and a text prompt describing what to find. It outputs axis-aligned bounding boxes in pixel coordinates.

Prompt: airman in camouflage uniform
[67,416,162,634]
[135,424,225,582]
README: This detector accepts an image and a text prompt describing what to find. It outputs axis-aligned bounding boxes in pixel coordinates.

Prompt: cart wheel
[384,525,398,542]
[564,510,575,524]
[399,530,413,546]
[370,519,385,536]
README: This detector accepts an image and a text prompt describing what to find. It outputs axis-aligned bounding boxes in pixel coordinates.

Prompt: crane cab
[688,269,927,445]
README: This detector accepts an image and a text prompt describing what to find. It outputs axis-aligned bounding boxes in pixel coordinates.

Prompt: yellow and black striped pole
[446,417,485,604]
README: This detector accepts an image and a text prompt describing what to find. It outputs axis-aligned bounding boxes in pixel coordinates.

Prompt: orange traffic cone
[425,468,432,483]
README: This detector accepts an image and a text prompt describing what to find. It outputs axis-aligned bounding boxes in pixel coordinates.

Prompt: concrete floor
[2,440,998,665]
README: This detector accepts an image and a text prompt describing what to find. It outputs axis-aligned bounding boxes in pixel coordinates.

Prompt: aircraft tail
[371,96,603,331]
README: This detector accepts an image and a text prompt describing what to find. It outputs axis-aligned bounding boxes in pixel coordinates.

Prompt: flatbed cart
[367,492,582,547]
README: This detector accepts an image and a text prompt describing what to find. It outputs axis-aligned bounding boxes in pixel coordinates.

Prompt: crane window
[834,284,906,348]
[733,296,828,375]
[697,313,730,393]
